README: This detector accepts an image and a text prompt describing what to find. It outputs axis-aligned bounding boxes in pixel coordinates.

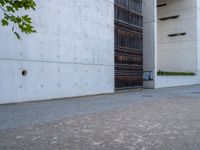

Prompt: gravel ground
[1,85,200,150]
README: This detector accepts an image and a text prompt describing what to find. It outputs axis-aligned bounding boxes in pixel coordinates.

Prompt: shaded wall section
[143,0,157,88]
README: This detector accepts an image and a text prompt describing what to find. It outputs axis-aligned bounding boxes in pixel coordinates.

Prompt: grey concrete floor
[1,85,200,150]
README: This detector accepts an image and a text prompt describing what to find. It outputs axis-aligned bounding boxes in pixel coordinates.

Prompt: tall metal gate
[114,0,143,89]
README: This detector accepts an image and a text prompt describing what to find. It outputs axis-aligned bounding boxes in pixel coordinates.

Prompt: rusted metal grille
[115,0,143,89]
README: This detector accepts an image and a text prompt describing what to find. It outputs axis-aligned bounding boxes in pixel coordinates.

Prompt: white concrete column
[143,0,157,88]
[197,0,200,75]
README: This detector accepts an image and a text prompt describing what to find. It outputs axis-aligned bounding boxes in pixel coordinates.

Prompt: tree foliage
[0,0,36,39]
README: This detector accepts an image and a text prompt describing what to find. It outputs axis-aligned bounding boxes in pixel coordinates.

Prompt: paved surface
[1,85,200,150]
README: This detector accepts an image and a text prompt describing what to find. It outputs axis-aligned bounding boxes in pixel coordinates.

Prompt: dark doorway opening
[114,0,143,89]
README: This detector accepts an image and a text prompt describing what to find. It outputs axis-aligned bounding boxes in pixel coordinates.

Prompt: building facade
[0,0,200,104]
[144,0,200,88]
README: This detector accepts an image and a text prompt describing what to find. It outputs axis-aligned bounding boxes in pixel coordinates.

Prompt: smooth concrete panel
[197,0,200,74]
[157,0,197,73]
[0,0,114,66]
[197,4,200,74]
[158,9,197,44]
[158,41,197,72]
[143,22,157,69]
[143,0,157,88]
[158,6,197,19]
[197,9,200,41]
[0,0,114,103]
[156,76,200,88]
[197,41,200,74]
[143,0,157,23]
[157,0,197,12]
[0,60,114,104]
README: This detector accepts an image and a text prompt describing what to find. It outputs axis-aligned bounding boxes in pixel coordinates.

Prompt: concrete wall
[0,0,114,104]
[197,0,200,75]
[157,0,197,73]
[143,0,157,88]
[156,76,200,88]
[154,0,200,88]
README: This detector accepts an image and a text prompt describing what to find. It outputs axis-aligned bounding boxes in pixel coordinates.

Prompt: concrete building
[144,0,200,88]
[0,0,200,104]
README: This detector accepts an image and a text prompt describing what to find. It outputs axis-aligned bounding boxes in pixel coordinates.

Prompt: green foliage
[157,71,195,76]
[0,0,36,39]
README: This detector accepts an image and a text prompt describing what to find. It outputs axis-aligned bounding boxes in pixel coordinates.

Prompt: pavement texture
[1,85,200,150]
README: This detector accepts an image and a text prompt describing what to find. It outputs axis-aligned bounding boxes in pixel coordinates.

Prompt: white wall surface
[0,0,114,104]
[155,0,200,88]
[157,0,197,72]
[197,0,200,75]
[156,76,200,88]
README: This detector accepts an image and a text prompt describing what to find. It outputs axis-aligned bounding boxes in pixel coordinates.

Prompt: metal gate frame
[114,0,143,89]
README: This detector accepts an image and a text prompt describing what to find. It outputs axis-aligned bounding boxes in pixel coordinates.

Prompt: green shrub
[157,71,195,76]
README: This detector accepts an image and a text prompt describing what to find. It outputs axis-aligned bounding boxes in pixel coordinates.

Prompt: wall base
[156,76,200,88]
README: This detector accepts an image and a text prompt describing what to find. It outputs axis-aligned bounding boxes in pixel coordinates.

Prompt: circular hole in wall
[22,70,27,76]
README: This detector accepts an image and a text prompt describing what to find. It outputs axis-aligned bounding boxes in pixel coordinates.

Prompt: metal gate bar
[114,0,143,89]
